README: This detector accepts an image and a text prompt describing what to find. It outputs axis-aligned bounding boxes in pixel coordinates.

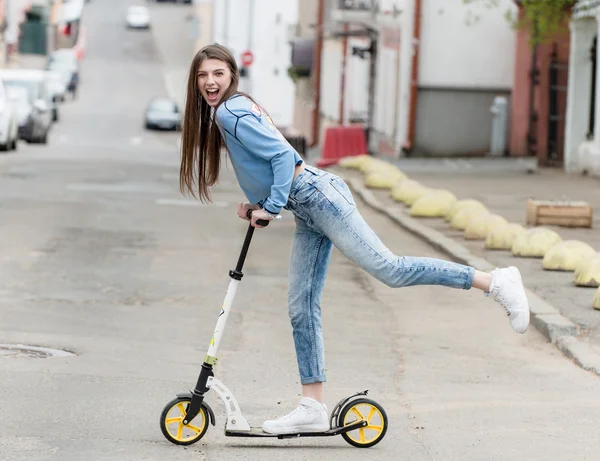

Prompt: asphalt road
[1,1,599,460]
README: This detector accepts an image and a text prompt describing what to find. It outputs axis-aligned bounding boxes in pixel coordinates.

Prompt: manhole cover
[0,344,76,359]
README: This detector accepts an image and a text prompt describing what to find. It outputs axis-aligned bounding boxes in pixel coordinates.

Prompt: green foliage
[287,65,311,83]
[463,0,577,46]
[518,0,575,44]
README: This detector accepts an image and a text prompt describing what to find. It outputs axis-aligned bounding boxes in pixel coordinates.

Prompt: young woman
[180,44,530,435]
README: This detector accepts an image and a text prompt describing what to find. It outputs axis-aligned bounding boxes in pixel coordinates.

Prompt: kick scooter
[160,210,388,448]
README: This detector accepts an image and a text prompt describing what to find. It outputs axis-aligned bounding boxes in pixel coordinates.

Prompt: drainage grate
[0,344,76,359]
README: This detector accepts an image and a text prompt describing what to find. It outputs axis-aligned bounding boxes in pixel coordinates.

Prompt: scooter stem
[232,210,273,277]
[207,221,261,365]
[184,220,268,425]
[232,222,257,276]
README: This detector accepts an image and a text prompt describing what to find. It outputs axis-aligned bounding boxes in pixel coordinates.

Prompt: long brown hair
[180,44,240,201]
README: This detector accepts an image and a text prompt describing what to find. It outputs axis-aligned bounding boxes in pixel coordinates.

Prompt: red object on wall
[241,50,254,67]
[315,125,368,167]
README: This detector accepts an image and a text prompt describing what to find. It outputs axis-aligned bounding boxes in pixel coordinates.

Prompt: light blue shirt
[215,94,303,214]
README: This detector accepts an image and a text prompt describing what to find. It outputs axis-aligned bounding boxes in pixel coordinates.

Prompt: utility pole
[311,0,324,148]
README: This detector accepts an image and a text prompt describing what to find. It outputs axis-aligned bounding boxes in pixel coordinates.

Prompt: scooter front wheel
[160,396,209,445]
[339,398,388,448]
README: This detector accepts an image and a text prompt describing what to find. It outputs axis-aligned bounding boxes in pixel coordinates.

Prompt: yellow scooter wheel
[339,398,388,448]
[160,396,209,445]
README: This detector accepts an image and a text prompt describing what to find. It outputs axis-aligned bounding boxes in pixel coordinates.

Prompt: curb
[339,173,600,378]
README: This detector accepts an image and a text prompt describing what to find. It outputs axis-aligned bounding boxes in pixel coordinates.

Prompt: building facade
[294,0,518,157]
[212,0,298,127]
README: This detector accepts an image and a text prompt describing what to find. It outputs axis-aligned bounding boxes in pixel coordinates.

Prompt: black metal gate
[547,54,569,165]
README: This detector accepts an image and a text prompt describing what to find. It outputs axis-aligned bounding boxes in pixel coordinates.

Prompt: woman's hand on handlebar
[237,202,259,221]
[248,208,272,228]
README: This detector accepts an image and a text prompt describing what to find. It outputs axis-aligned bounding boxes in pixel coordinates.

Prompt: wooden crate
[526,199,593,228]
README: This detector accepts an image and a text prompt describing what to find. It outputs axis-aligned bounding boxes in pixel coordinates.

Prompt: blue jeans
[284,165,475,385]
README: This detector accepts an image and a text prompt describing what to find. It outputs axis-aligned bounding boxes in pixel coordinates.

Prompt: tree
[463,0,577,45]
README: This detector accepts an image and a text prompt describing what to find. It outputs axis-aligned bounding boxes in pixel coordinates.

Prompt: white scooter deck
[225,420,367,438]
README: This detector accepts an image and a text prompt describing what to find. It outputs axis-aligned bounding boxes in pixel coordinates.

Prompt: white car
[0,79,19,151]
[46,70,67,103]
[0,69,53,144]
[45,70,65,122]
[126,6,150,29]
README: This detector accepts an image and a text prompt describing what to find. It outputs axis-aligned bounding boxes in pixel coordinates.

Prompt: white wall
[345,36,370,124]
[564,17,599,173]
[330,0,407,147]
[4,0,30,45]
[213,0,298,126]
[320,34,371,126]
[419,0,517,88]
[323,0,516,153]
[320,39,343,122]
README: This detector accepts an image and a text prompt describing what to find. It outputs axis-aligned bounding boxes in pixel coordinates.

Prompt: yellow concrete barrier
[445,199,487,223]
[338,155,371,170]
[364,169,406,189]
[363,162,407,180]
[464,214,508,240]
[573,253,600,287]
[485,223,527,250]
[593,287,600,310]
[542,240,597,271]
[390,180,430,205]
[511,227,562,258]
[410,190,457,217]
[450,208,489,231]
[359,158,389,173]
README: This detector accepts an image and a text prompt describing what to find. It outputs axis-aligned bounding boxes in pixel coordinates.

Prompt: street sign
[241,50,254,67]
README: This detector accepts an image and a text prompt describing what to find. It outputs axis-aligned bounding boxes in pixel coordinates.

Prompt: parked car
[126,6,151,29]
[144,97,181,131]
[0,80,19,151]
[46,49,79,99]
[46,70,66,103]
[45,71,65,122]
[0,70,52,144]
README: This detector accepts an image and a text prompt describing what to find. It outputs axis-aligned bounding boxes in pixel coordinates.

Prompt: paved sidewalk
[329,157,600,376]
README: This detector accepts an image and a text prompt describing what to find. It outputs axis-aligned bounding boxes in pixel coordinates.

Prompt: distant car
[0,80,19,151]
[0,70,53,144]
[46,49,80,99]
[145,97,181,131]
[126,6,150,29]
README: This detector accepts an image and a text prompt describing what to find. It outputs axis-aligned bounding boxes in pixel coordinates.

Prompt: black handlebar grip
[246,208,270,227]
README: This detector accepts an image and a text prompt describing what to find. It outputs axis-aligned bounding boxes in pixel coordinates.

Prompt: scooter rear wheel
[339,398,388,448]
[160,396,209,445]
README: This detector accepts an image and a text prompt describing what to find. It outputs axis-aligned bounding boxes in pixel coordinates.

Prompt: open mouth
[206,88,220,103]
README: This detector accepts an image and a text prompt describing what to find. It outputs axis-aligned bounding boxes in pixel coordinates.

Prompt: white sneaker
[262,397,329,434]
[486,266,530,334]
